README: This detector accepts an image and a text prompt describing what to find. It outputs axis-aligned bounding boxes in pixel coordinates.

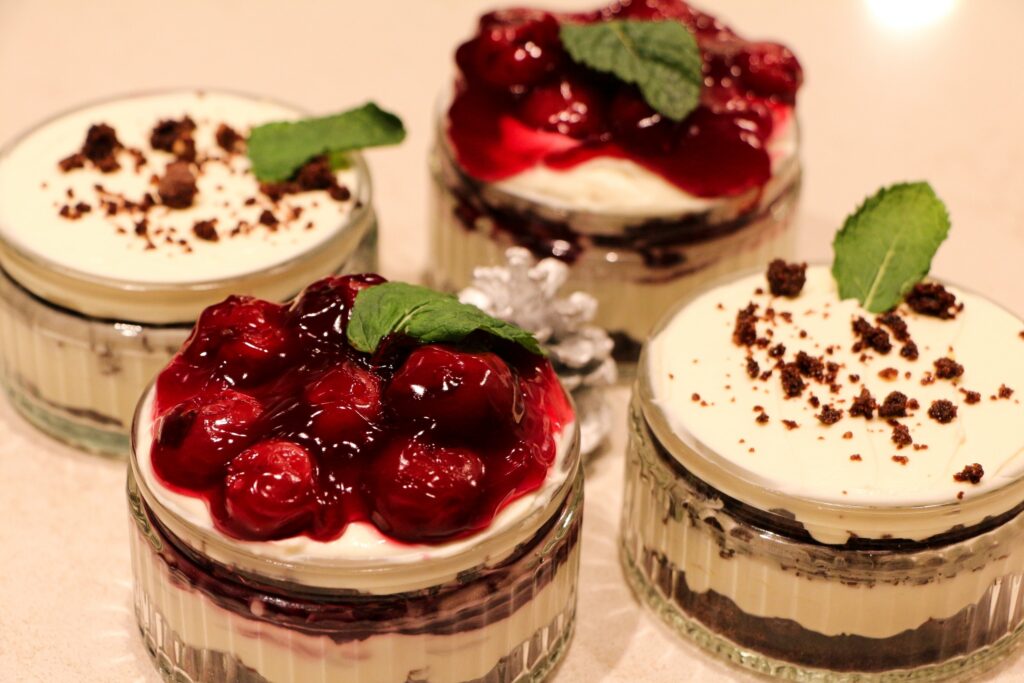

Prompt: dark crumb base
[637,547,1022,673]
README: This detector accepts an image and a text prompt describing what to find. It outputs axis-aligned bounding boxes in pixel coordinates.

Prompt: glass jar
[621,352,1024,680]
[429,114,800,364]
[0,90,377,456]
[127,386,583,683]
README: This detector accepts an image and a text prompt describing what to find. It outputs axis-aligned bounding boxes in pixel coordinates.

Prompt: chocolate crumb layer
[906,283,960,319]
[928,400,957,424]
[953,463,984,484]
[766,260,807,297]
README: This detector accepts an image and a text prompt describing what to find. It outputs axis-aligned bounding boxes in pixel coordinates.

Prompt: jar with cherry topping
[0,90,377,456]
[127,274,582,683]
[431,1,802,363]
[622,264,1024,680]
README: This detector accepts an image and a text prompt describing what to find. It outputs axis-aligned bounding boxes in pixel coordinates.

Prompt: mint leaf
[247,102,405,182]
[560,20,702,121]
[347,282,544,356]
[832,182,951,313]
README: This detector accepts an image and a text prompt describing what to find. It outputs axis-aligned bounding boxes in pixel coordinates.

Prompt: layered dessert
[0,90,383,455]
[127,274,582,683]
[621,259,1024,677]
[432,0,803,361]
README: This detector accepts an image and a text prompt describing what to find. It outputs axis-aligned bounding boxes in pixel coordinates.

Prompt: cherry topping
[609,87,676,155]
[369,436,486,541]
[183,296,291,386]
[734,42,803,104]
[461,10,564,91]
[517,76,608,140]
[153,390,263,488]
[385,345,522,433]
[669,106,771,196]
[224,440,317,539]
[290,274,386,348]
[306,362,382,443]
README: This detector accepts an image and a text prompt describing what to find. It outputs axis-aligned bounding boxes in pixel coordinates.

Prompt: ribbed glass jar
[621,371,1024,681]
[429,115,800,365]
[0,90,377,457]
[127,390,583,683]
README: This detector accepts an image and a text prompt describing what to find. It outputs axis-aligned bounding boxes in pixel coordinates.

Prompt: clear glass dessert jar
[621,328,1024,681]
[127,387,583,683]
[0,90,377,456]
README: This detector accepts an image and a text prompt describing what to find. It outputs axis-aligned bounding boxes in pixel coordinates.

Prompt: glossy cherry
[369,436,486,541]
[289,274,386,348]
[224,440,317,539]
[609,87,676,155]
[306,361,382,443]
[517,76,608,139]
[153,389,263,488]
[461,9,563,91]
[734,42,803,103]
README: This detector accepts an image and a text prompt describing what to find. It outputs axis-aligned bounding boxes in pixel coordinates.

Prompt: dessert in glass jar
[0,90,383,455]
[128,273,582,683]
[431,0,803,362]
[622,254,1024,679]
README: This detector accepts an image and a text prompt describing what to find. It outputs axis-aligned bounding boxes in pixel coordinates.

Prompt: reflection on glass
[866,0,956,30]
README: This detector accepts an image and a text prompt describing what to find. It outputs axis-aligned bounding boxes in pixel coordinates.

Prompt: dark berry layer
[149,275,572,545]
[448,0,802,198]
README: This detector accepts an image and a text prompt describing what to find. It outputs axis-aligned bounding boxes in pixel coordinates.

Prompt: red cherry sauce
[448,0,802,198]
[149,275,573,545]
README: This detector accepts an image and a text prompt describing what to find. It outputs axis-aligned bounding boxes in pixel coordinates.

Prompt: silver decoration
[460,247,616,455]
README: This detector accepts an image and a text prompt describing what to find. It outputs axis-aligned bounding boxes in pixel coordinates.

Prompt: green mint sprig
[247,102,405,182]
[347,282,544,356]
[832,182,951,313]
[559,20,702,121]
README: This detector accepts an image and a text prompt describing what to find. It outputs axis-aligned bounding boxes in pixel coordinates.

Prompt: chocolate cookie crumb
[906,283,959,319]
[82,123,122,170]
[817,405,843,425]
[768,343,786,359]
[192,220,219,242]
[157,161,197,209]
[849,387,877,419]
[756,412,769,424]
[766,260,807,297]
[745,357,760,379]
[953,463,984,484]
[928,400,958,424]
[258,209,279,228]
[960,389,981,404]
[733,303,758,347]
[957,491,965,500]
[782,420,799,430]
[878,391,909,418]
[795,351,825,381]
[150,117,197,161]
[260,156,350,203]
[891,423,912,448]
[852,317,892,354]
[691,393,701,402]
[877,312,910,342]
[850,454,862,461]
[215,123,244,153]
[900,340,920,360]
[934,357,964,380]
[843,431,853,440]
[58,153,86,172]
[999,384,1015,399]
[892,455,909,465]
[779,363,806,398]
[878,368,899,381]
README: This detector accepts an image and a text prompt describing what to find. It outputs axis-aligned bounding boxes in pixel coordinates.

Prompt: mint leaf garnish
[559,20,702,121]
[347,283,544,356]
[247,102,405,182]
[832,182,951,313]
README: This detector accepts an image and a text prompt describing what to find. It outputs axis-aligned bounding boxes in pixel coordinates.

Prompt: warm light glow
[866,0,956,30]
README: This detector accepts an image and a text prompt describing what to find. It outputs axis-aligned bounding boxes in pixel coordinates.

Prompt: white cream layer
[493,107,797,216]
[135,388,575,592]
[0,91,358,285]
[649,267,1024,520]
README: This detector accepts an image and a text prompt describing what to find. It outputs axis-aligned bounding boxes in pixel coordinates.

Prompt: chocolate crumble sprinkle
[878,391,909,418]
[877,312,910,342]
[953,463,984,484]
[260,156,351,203]
[852,317,892,354]
[768,343,786,359]
[745,357,760,379]
[215,123,244,153]
[756,412,769,424]
[927,400,958,424]
[782,420,799,430]
[960,389,981,404]
[691,393,701,402]
[58,153,86,172]
[933,357,964,380]
[891,423,912,448]
[878,368,899,381]
[999,384,1015,399]
[157,161,197,209]
[82,123,122,169]
[850,454,862,461]
[817,405,843,425]
[150,117,197,161]
[900,340,920,360]
[843,431,853,440]
[733,303,758,347]
[906,283,960,319]
[192,220,219,242]
[849,387,877,419]
[779,363,806,398]
[766,260,807,297]
[258,209,279,228]
[892,455,909,465]
[795,351,825,381]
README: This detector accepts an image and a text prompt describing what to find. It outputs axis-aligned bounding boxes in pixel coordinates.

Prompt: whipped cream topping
[134,388,577,592]
[647,266,1024,540]
[0,91,359,285]
[491,109,798,216]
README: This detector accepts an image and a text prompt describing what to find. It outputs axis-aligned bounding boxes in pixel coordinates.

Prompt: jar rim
[636,263,1024,544]
[0,88,375,323]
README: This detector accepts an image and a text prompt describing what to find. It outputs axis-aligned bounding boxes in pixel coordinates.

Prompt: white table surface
[2,1,1024,681]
